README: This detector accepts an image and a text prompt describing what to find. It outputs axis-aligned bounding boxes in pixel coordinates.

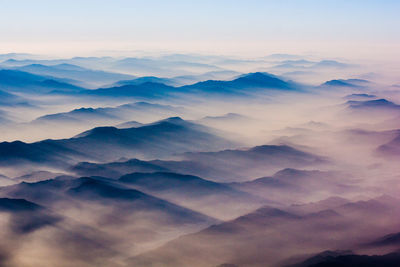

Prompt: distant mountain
[0,69,83,93]
[0,117,236,166]
[181,72,295,95]
[67,177,216,223]
[71,159,170,178]
[313,60,350,69]
[229,169,350,204]
[68,144,325,183]
[112,76,175,87]
[367,232,400,247]
[110,57,222,76]
[170,70,241,86]
[58,72,298,98]
[288,251,400,267]
[0,176,217,226]
[170,145,326,182]
[322,79,369,88]
[32,101,183,126]
[14,63,135,87]
[0,176,217,261]
[128,205,302,267]
[82,82,176,98]
[286,196,350,215]
[0,197,61,234]
[13,170,66,183]
[0,89,22,106]
[347,99,400,112]
[344,93,377,100]
[0,53,35,61]
[128,196,400,267]
[272,60,351,72]
[119,172,269,219]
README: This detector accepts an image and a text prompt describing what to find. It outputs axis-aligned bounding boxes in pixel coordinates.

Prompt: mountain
[0,176,216,263]
[0,89,23,106]
[0,117,235,166]
[14,63,135,87]
[82,82,176,98]
[119,172,269,219]
[171,70,241,86]
[58,72,297,98]
[344,93,376,100]
[322,79,369,88]
[368,232,400,247]
[66,177,215,223]
[33,101,183,126]
[313,60,350,69]
[13,170,66,183]
[168,145,326,182]
[112,76,175,87]
[0,176,215,224]
[71,144,325,183]
[347,99,400,111]
[286,196,350,215]
[0,140,83,167]
[0,69,83,93]
[110,57,221,76]
[229,169,351,204]
[288,251,400,267]
[127,205,302,267]
[128,196,400,267]
[0,197,61,234]
[0,53,35,61]
[181,72,295,95]
[71,159,170,178]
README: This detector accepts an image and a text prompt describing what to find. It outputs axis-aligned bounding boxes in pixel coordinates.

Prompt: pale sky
[0,0,399,59]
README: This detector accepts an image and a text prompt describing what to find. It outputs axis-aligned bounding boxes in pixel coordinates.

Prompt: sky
[0,0,399,59]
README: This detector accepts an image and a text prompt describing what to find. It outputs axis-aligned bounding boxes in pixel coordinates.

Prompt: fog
[0,53,400,266]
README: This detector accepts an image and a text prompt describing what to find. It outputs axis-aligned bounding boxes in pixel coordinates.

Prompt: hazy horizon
[1,1,400,267]
[1,0,400,61]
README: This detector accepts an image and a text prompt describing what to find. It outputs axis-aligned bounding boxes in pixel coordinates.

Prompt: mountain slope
[0,117,236,166]
[181,72,295,95]
[14,63,135,87]
[0,69,83,93]
[119,172,269,219]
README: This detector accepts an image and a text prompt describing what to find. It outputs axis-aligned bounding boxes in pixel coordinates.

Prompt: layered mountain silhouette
[68,145,325,182]
[181,72,295,94]
[128,196,400,267]
[13,63,135,87]
[0,117,235,166]
[347,99,400,111]
[60,72,297,98]
[33,101,182,126]
[322,79,369,88]
[119,172,269,219]
[229,168,352,204]
[0,69,82,93]
[0,197,61,234]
